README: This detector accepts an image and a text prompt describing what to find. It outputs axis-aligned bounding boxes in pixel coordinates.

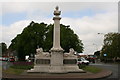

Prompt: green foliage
[60,24,83,52]
[11,62,34,70]
[0,42,7,56]
[11,65,33,70]
[101,32,120,59]
[9,21,84,61]
[94,51,100,58]
[78,64,86,69]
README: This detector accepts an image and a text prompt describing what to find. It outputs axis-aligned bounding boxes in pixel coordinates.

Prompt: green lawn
[83,66,102,73]
[3,63,102,74]
[3,65,102,74]
[3,68,24,75]
[3,62,34,75]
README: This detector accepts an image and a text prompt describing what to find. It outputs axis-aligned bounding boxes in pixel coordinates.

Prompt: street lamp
[98,33,105,35]
[97,33,107,62]
[97,32,105,45]
[93,43,98,51]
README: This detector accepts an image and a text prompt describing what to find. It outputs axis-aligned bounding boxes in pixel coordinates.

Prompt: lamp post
[93,43,98,51]
[98,33,105,35]
[97,33,107,62]
[97,33,106,48]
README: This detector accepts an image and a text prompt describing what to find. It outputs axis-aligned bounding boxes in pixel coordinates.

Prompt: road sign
[104,54,107,56]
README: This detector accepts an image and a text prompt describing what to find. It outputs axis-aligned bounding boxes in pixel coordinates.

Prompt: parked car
[77,57,89,65]
[2,57,9,61]
[87,56,96,63]
[9,58,15,62]
[0,57,2,61]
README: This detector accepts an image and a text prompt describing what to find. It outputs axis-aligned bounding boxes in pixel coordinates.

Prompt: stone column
[49,6,65,73]
[51,6,63,51]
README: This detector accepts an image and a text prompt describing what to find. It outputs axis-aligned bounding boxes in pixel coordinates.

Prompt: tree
[0,42,7,56]
[101,32,120,60]
[9,21,47,61]
[94,51,100,58]
[60,24,83,53]
[9,21,84,61]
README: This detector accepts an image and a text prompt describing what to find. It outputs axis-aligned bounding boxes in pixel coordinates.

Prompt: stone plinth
[63,54,84,73]
[49,49,67,73]
[28,48,84,73]
[27,48,50,73]
[50,49,63,66]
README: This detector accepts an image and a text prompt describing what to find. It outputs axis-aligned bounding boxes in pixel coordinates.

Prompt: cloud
[1,18,53,47]
[1,11,118,54]
[61,12,118,54]
[2,20,31,46]
[0,0,119,2]
[61,12,118,38]
[1,2,118,54]
[0,26,2,42]
[2,2,118,15]
[0,3,2,16]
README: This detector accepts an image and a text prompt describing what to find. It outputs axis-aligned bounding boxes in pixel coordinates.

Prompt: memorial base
[27,48,85,73]
[49,66,67,73]
[27,65,84,73]
[27,65,50,73]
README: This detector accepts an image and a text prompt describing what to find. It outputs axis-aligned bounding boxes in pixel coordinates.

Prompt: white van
[77,57,89,65]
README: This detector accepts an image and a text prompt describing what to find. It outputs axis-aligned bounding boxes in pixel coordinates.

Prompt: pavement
[2,67,112,80]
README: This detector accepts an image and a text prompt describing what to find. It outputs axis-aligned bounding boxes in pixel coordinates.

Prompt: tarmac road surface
[90,62,119,80]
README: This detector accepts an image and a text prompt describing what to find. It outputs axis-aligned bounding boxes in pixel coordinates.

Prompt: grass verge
[3,61,34,75]
[3,68,24,75]
[83,66,102,73]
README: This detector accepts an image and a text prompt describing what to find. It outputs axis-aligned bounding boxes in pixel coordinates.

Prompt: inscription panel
[63,59,77,64]
[36,59,50,64]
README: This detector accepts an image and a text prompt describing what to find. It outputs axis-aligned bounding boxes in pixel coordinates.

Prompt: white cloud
[0,4,1,13]
[0,3,2,42]
[2,2,118,15]
[61,12,118,54]
[1,11,118,54]
[2,20,31,46]
[1,2,118,54]
[0,26,2,43]
[1,18,54,47]
[0,0,119,2]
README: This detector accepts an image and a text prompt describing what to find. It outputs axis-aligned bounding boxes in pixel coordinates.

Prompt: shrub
[12,61,33,66]
[78,64,86,69]
[11,61,34,70]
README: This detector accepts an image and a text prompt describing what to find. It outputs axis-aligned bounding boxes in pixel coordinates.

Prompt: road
[90,62,119,80]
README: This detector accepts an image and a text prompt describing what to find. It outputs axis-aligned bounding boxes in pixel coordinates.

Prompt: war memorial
[2,6,113,80]
[27,6,84,73]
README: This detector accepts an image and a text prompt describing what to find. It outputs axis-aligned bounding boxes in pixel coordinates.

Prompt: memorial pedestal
[49,49,67,73]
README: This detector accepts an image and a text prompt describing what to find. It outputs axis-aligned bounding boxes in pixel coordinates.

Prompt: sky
[0,1,118,55]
